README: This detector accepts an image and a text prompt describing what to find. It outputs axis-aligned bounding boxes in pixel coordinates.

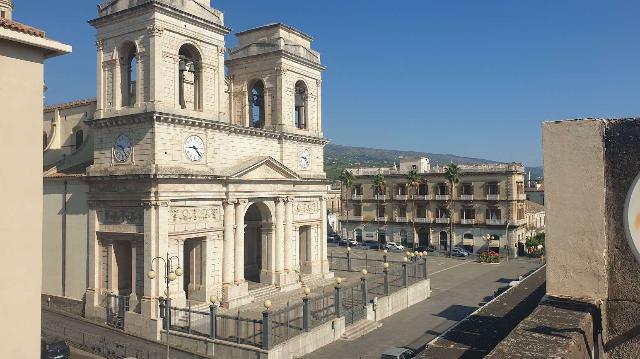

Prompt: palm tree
[406,170,421,250]
[444,163,462,257]
[372,174,387,246]
[339,169,355,243]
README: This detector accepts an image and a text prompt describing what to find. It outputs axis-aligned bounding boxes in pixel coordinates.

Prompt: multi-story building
[341,157,527,255]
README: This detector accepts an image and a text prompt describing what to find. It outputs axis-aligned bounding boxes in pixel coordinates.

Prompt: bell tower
[0,0,13,19]
[89,0,230,121]
[227,23,325,138]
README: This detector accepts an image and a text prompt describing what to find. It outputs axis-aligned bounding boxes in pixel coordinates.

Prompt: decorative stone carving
[295,202,318,214]
[147,24,164,37]
[95,40,104,51]
[97,208,143,225]
[169,206,220,225]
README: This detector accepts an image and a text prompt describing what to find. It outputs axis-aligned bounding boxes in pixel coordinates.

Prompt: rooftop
[236,22,313,41]
[0,18,44,38]
[44,98,96,113]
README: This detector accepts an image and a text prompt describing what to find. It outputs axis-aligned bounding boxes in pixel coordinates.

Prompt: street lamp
[148,253,182,359]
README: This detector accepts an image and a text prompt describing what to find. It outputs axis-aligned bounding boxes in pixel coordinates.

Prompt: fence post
[303,297,311,332]
[383,268,390,296]
[347,248,352,271]
[423,257,428,278]
[361,276,368,305]
[188,302,192,334]
[209,305,217,339]
[166,297,172,331]
[262,310,272,350]
[402,262,408,288]
[335,285,343,317]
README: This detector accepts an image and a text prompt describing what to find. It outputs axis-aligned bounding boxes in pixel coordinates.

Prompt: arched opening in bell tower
[294,81,308,129]
[178,44,202,111]
[120,42,138,107]
[249,80,265,128]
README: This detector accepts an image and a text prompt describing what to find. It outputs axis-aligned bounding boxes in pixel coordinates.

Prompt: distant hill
[324,144,543,181]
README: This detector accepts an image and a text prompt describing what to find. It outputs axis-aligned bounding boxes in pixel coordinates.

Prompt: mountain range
[324,144,543,181]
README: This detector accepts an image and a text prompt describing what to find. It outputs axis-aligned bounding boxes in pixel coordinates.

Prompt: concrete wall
[543,118,640,358]
[43,179,89,300]
[371,279,430,321]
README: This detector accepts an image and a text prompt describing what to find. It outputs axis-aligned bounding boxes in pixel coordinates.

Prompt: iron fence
[271,302,305,346]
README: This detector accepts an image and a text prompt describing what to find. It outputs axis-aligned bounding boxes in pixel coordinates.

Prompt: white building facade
[43,0,331,339]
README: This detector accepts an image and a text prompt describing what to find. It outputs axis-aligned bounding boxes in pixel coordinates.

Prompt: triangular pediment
[227,157,300,180]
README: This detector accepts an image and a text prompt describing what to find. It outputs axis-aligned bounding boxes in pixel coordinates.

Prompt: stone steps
[341,320,381,341]
[250,284,280,303]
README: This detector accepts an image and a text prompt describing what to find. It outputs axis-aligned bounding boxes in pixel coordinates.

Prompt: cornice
[226,49,325,72]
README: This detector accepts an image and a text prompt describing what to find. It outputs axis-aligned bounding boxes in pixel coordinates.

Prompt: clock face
[184,135,205,162]
[299,149,311,169]
[113,134,132,162]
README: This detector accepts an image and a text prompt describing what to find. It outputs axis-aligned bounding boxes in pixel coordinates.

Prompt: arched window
[43,132,48,149]
[294,81,307,129]
[178,44,202,111]
[249,80,265,128]
[75,130,84,150]
[121,42,137,107]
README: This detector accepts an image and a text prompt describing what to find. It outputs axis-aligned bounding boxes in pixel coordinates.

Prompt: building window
[418,183,428,196]
[486,182,499,195]
[516,181,525,195]
[43,132,48,149]
[417,205,427,218]
[461,183,473,196]
[294,81,307,129]
[249,80,265,128]
[377,205,386,218]
[178,44,202,111]
[353,184,363,196]
[487,207,502,220]
[355,229,363,242]
[1,11,5,19]
[75,130,84,150]
[378,229,386,243]
[462,207,475,220]
[398,205,407,218]
[439,231,448,251]
[517,207,525,220]
[397,184,407,195]
[354,204,362,217]
[121,42,137,107]
[437,207,448,219]
[437,183,449,195]
[400,230,408,246]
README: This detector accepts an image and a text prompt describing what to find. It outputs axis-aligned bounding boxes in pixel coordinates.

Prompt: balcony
[415,217,432,223]
[486,219,504,225]
[352,194,363,201]
[374,195,387,201]
[435,218,450,224]
[517,194,527,200]
[395,195,409,201]
[395,217,408,223]
[349,216,363,221]
[413,194,433,200]
[460,219,476,225]
[435,195,450,201]
[486,194,500,201]
[376,216,387,222]
[514,219,527,226]
[460,194,474,201]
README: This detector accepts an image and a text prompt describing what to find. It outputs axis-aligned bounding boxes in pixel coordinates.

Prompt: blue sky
[17,0,640,165]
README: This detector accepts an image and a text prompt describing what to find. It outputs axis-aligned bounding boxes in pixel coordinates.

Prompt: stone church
[42,0,331,337]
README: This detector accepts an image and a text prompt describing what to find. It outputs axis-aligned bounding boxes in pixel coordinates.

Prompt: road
[303,254,542,359]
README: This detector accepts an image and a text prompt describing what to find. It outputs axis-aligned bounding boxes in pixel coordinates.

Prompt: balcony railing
[514,219,527,226]
[486,219,503,225]
[460,219,476,225]
[376,216,387,222]
[415,217,432,223]
[413,194,433,200]
[374,195,387,201]
[352,194,363,201]
[460,194,474,201]
[486,194,500,201]
[395,217,408,223]
[350,216,363,221]
[435,195,450,201]
[517,194,527,200]
[395,195,409,201]
[435,218,450,224]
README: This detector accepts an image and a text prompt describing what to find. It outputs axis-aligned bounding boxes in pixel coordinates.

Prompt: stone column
[85,205,99,309]
[275,198,285,273]
[130,242,137,310]
[234,199,247,283]
[284,197,294,271]
[223,200,235,285]
[320,196,329,272]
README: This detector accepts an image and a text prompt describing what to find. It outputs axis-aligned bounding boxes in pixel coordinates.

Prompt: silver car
[380,347,417,359]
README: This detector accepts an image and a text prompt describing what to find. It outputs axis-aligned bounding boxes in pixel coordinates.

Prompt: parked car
[380,347,417,359]
[339,239,359,247]
[415,244,436,253]
[451,247,470,257]
[41,337,70,359]
[327,233,341,242]
[385,241,405,251]
[364,241,385,250]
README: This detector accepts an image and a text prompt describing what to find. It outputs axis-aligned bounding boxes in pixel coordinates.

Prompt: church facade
[43,0,331,338]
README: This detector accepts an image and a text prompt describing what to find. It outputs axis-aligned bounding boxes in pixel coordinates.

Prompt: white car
[385,241,405,251]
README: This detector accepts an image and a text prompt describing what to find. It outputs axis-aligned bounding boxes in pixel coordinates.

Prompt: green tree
[339,170,355,242]
[372,174,387,245]
[406,170,421,250]
[444,163,462,256]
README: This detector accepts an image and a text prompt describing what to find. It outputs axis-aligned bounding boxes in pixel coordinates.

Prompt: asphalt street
[303,253,542,359]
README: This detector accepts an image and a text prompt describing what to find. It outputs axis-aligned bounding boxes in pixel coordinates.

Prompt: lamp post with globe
[147,254,183,359]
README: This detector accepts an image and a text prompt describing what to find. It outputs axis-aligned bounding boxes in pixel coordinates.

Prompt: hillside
[324,144,543,180]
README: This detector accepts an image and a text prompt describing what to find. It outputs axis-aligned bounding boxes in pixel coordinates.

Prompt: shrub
[479,250,499,263]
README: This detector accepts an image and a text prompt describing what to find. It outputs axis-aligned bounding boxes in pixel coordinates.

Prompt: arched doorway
[244,202,272,283]
[299,226,312,273]
[439,231,448,252]
[418,228,430,247]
